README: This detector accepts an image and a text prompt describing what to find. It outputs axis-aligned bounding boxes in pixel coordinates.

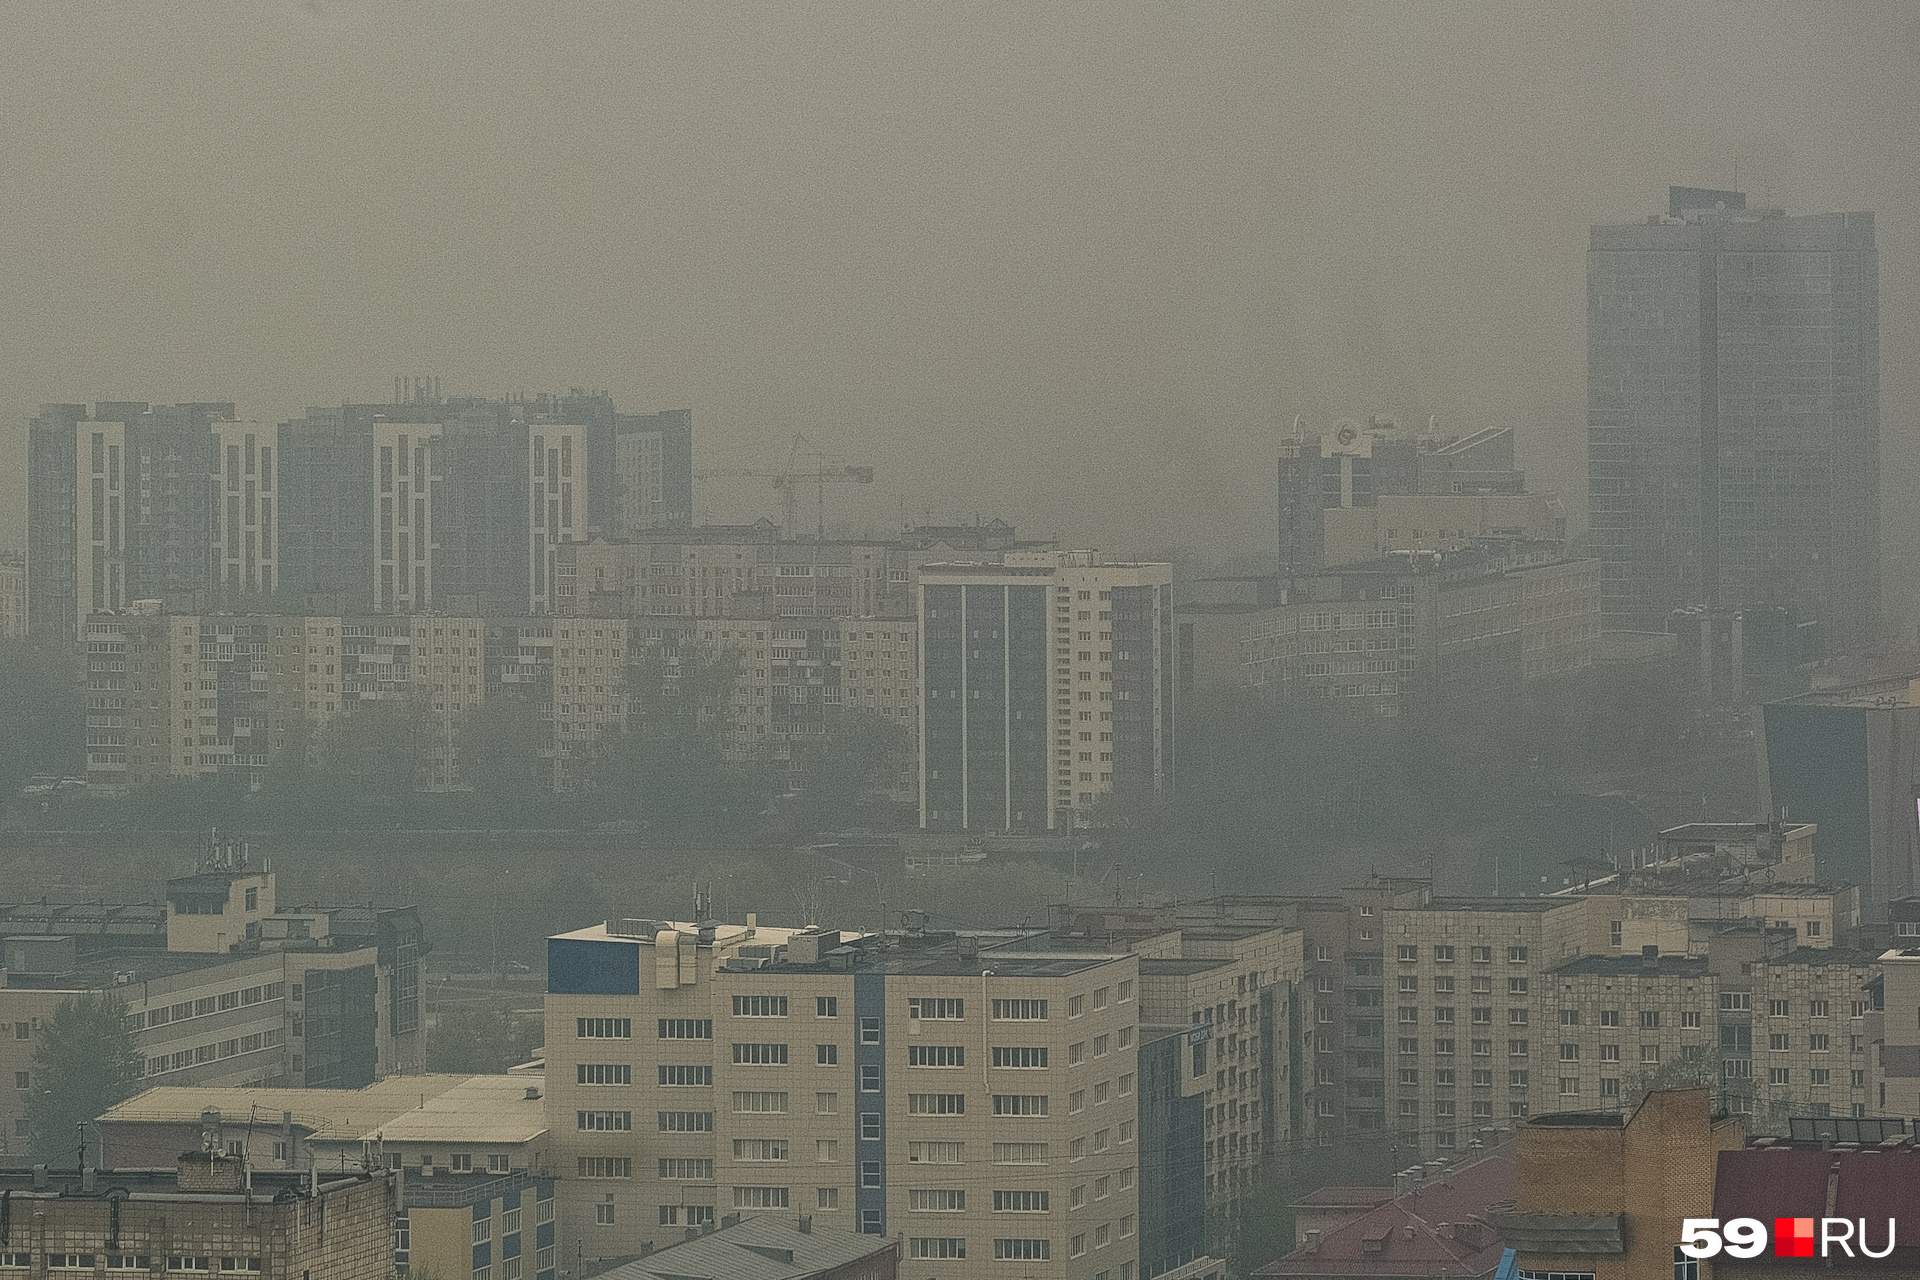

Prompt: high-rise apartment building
[919,552,1173,833]
[1588,186,1880,648]
[545,920,1150,1280]
[613,409,694,533]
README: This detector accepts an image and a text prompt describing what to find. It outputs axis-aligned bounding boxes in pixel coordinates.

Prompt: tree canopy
[27,992,142,1163]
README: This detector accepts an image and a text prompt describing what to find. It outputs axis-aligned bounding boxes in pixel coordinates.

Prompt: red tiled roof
[1293,1186,1398,1209]
[1257,1149,1516,1277]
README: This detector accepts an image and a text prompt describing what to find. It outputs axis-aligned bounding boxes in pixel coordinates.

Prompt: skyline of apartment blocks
[25,390,696,636]
[919,552,1174,833]
[1588,186,1880,648]
[544,921,1152,1280]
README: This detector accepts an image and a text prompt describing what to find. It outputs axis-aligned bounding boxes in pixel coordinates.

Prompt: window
[654,1159,709,1180]
[1809,999,1830,1018]
[909,1239,966,1259]
[732,1187,790,1208]
[860,1017,881,1044]
[1508,978,1529,996]
[1599,1010,1620,1027]
[1509,1039,1529,1057]
[994,1094,1049,1116]
[732,1042,789,1065]
[911,1141,966,1163]
[817,1044,840,1065]
[577,1018,632,1038]
[576,1110,633,1131]
[1641,1045,1661,1064]
[598,1203,616,1226]
[578,1158,633,1179]
[861,1113,881,1140]
[1508,947,1528,963]
[731,1139,790,1162]
[656,1018,711,1039]
[578,1063,632,1085]
[861,1161,881,1188]
[732,1092,788,1113]
[816,1092,839,1114]
[993,999,1048,1020]
[1769,1067,1791,1085]
[1092,987,1109,1010]
[817,996,839,1017]
[1719,992,1751,1012]
[818,1188,840,1209]
[1769,999,1790,1017]
[994,1191,1050,1212]
[167,1261,211,1273]
[910,997,965,1020]
[910,1093,967,1115]
[993,1143,1049,1164]
[50,1258,98,1272]
[1681,1011,1702,1029]
[659,1065,712,1086]
[1769,1034,1790,1051]
[732,995,788,1017]
[1509,1009,1529,1026]
[1397,945,1418,963]
[910,1190,966,1212]
[909,1045,966,1067]
[1639,1012,1659,1032]
[994,1047,1049,1068]
[1560,1043,1579,1061]
[1068,995,1085,1017]
[994,1240,1051,1261]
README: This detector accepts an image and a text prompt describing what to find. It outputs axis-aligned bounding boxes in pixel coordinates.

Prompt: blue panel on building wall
[473,1244,492,1270]
[502,1235,522,1260]
[537,1222,555,1249]
[547,938,640,996]
[537,1178,554,1201]
[504,1189,521,1211]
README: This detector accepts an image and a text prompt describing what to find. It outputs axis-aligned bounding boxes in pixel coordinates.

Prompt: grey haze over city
[1,1,1916,605]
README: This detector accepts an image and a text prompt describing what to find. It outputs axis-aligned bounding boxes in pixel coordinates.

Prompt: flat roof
[1770,677,1920,709]
[0,1165,381,1201]
[1554,955,1711,977]
[373,1074,549,1145]
[2,947,283,990]
[1422,896,1579,914]
[99,1076,479,1142]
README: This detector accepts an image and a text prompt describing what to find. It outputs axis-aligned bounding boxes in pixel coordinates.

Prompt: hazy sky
[1,2,1915,592]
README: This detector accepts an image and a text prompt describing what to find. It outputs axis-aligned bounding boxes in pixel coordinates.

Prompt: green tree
[27,992,142,1162]
[457,694,550,803]
[784,710,915,835]
[426,1008,542,1074]
[316,696,433,797]
[589,639,772,829]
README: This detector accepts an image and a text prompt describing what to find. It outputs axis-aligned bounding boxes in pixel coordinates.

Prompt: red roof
[1293,1186,1399,1209]
[1715,1147,1920,1267]
[1257,1149,1516,1278]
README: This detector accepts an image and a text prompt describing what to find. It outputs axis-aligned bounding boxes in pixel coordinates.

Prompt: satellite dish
[1336,426,1358,446]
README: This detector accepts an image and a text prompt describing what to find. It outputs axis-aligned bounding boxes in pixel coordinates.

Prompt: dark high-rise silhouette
[1587,187,1879,650]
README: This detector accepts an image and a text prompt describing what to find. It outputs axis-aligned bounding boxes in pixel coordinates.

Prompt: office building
[0,551,25,639]
[919,551,1173,832]
[1759,675,1920,917]
[1588,187,1880,649]
[0,1156,400,1280]
[0,851,426,1154]
[544,918,1147,1280]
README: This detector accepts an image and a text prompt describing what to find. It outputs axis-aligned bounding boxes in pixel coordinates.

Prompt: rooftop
[1257,1147,1514,1278]
[1553,954,1711,977]
[0,945,282,990]
[1421,897,1577,914]
[598,1213,898,1280]
[1769,676,1920,709]
[0,1162,385,1203]
[98,1075,480,1143]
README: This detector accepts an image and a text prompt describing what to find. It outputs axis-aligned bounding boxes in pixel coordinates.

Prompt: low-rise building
[0,1155,398,1280]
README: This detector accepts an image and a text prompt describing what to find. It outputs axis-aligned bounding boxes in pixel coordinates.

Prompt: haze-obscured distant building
[1588,187,1880,650]
[918,551,1173,831]
[1760,675,1920,917]
[1176,540,1598,715]
[1277,419,1562,574]
[0,550,25,639]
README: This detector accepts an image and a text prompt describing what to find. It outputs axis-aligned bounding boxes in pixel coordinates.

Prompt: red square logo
[1775,1217,1816,1258]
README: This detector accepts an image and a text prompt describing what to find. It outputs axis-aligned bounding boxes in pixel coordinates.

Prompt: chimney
[1303,1230,1322,1253]
[1640,944,1659,971]
[177,1152,245,1193]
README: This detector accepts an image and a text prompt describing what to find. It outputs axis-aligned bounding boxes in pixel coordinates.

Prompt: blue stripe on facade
[853,970,886,1234]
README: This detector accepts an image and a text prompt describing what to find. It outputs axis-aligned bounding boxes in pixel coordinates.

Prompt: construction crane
[695,433,875,539]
